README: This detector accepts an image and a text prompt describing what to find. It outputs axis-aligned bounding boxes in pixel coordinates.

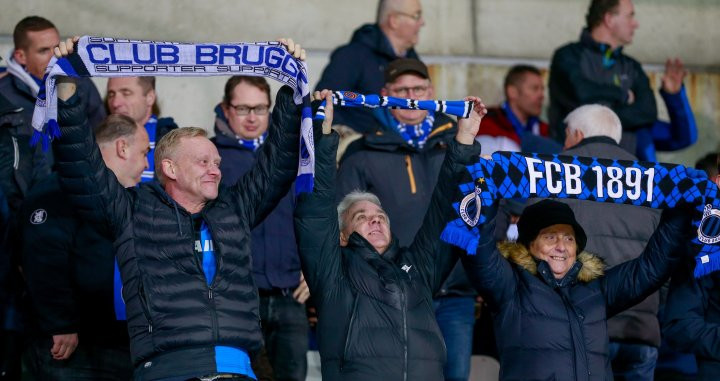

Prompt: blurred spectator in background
[315,0,424,134]
[106,76,178,182]
[476,64,561,155]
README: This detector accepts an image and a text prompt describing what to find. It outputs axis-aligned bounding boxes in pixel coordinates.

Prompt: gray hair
[377,0,405,25]
[337,190,389,231]
[564,104,622,144]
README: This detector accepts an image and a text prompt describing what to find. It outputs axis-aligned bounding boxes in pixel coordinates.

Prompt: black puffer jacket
[338,112,475,298]
[53,86,300,379]
[296,131,481,381]
[462,209,690,381]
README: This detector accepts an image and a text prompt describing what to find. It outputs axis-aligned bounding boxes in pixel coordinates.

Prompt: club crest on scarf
[441,151,720,278]
[699,205,720,245]
[459,177,484,227]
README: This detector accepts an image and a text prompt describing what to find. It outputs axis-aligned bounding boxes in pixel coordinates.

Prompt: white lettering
[563,163,582,195]
[526,157,544,194]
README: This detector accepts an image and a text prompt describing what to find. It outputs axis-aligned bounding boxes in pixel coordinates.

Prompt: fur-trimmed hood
[498,241,605,283]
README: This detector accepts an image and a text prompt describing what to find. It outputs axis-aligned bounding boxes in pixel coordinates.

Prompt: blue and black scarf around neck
[441,151,720,278]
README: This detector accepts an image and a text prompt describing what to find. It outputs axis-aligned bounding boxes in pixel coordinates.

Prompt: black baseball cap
[384,58,429,83]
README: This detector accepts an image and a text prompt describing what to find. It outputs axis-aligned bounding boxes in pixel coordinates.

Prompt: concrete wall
[2,0,718,165]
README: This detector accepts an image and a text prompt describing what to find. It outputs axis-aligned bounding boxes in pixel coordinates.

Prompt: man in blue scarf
[337,58,477,381]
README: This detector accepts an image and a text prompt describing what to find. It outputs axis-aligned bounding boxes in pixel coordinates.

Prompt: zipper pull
[208,289,213,300]
[148,324,153,333]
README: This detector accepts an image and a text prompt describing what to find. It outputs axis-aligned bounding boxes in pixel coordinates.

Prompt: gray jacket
[561,135,662,346]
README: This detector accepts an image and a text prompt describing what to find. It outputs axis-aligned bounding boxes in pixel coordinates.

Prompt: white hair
[564,104,622,144]
[377,0,405,25]
[337,191,389,231]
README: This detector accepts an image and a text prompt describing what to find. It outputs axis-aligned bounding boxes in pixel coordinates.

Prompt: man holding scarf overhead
[50,37,305,381]
[296,87,486,380]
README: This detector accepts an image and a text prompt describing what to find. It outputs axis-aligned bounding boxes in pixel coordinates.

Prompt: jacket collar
[498,241,605,285]
[567,135,619,151]
[579,28,624,56]
[347,231,400,262]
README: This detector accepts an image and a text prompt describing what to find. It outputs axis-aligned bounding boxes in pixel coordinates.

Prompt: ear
[161,159,177,181]
[13,49,27,66]
[506,85,519,102]
[116,138,129,159]
[339,231,349,247]
[380,87,389,97]
[145,89,156,109]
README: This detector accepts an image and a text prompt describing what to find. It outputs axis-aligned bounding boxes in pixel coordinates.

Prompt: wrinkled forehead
[176,136,219,159]
[348,200,386,217]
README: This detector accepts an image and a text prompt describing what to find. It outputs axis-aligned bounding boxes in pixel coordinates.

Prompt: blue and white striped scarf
[31,36,314,194]
[314,90,472,121]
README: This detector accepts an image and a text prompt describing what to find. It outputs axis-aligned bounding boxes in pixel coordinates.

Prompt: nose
[208,164,221,177]
[109,96,123,111]
[246,110,258,122]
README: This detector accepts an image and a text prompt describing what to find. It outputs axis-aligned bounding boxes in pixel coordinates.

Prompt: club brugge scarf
[393,111,435,149]
[31,36,315,194]
[440,151,720,278]
[314,90,472,121]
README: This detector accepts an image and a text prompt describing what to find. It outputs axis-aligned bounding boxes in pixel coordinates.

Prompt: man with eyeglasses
[315,0,424,134]
[337,58,478,381]
[211,75,309,381]
[106,76,178,182]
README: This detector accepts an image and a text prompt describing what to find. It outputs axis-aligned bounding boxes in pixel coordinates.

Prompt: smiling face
[529,224,578,279]
[340,200,392,254]
[166,136,222,204]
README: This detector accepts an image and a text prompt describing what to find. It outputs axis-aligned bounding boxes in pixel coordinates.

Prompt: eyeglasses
[229,104,270,116]
[395,10,423,21]
[388,85,429,98]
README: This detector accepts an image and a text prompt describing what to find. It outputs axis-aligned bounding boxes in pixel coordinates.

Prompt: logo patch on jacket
[401,264,412,273]
[30,209,47,224]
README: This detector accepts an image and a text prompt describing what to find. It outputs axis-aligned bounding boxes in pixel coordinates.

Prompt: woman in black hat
[462,199,693,381]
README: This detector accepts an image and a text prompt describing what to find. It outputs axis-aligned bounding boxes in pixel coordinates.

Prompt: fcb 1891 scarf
[440,151,720,278]
[31,36,314,194]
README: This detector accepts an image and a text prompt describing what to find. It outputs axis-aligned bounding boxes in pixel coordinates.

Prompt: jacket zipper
[138,284,153,333]
[200,214,220,342]
[390,264,409,381]
[404,155,417,194]
[340,296,359,372]
[11,136,19,170]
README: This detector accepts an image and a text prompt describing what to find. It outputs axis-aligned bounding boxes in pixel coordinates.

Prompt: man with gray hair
[296,90,485,380]
[315,0,424,133]
[561,104,662,380]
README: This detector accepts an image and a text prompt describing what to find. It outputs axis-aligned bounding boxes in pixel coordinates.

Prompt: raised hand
[456,96,487,145]
[662,58,687,94]
[54,36,79,58]
[313,89,334,134]
[278,38,307,61]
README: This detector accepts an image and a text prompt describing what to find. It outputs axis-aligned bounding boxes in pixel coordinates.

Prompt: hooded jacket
[338,111,474,298]
[211,106,300,290]
[53,86,300,380]
[315,24,419,133]
[462,208,690,381]
[548,29,657,149]
[296,131,481,381]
